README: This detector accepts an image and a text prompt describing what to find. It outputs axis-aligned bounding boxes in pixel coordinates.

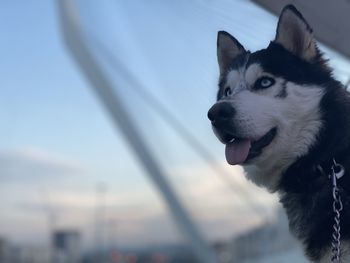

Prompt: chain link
[331,186,343,263]
[330,160,344,263]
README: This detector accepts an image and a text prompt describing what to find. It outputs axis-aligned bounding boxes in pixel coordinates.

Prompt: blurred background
[1,0,350,262]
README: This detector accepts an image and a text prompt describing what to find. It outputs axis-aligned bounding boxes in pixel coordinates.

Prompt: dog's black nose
[207,102,235,125]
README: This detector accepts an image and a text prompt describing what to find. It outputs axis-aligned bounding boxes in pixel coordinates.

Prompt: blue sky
[1,0,350,251]
[0,1,122,164]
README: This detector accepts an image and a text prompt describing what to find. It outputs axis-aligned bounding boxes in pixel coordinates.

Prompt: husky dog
[208,5,350,263]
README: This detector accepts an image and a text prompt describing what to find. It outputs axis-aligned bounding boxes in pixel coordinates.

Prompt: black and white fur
[208,5,350,262]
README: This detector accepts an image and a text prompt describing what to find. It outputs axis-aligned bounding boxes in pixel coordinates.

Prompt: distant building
[0,237,50,263]
[13,246,50,263]
[52,230,81,263]
[0,238,11,263]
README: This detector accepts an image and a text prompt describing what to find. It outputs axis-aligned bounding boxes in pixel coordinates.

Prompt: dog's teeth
[229,138,236,143]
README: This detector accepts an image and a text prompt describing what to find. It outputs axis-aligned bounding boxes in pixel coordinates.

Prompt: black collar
[280,158,344,193]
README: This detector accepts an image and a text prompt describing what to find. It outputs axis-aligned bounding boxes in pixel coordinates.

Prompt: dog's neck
[277,146,350,261]
[275,84,350,262]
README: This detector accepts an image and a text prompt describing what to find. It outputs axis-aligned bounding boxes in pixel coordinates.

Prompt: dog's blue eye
[224,86,232,97]
[255,77,275,89]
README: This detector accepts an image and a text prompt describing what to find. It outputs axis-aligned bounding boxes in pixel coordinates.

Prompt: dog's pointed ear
[275,5,317,61]
[217,31,245,74]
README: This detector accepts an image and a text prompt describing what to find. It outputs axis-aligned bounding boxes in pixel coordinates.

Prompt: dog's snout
[207,102,235,124]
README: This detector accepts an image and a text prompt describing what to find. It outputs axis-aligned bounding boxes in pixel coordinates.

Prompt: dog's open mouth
[224,127,277,165]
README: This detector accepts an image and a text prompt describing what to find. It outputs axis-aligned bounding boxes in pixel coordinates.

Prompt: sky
[1,0,350,252]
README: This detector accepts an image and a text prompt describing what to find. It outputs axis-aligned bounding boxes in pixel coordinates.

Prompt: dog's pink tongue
[225,139,251,165]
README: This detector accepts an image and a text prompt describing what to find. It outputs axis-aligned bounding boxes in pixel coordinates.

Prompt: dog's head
[208,5,332,190]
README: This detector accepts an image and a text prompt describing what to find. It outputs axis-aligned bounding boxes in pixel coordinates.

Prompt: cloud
[166,161,279,238]
[0,147,84,182]
[0,150,280,248]
[171,161,277,211]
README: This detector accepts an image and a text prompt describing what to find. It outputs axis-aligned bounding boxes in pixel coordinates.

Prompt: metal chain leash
[330,159,344,263]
